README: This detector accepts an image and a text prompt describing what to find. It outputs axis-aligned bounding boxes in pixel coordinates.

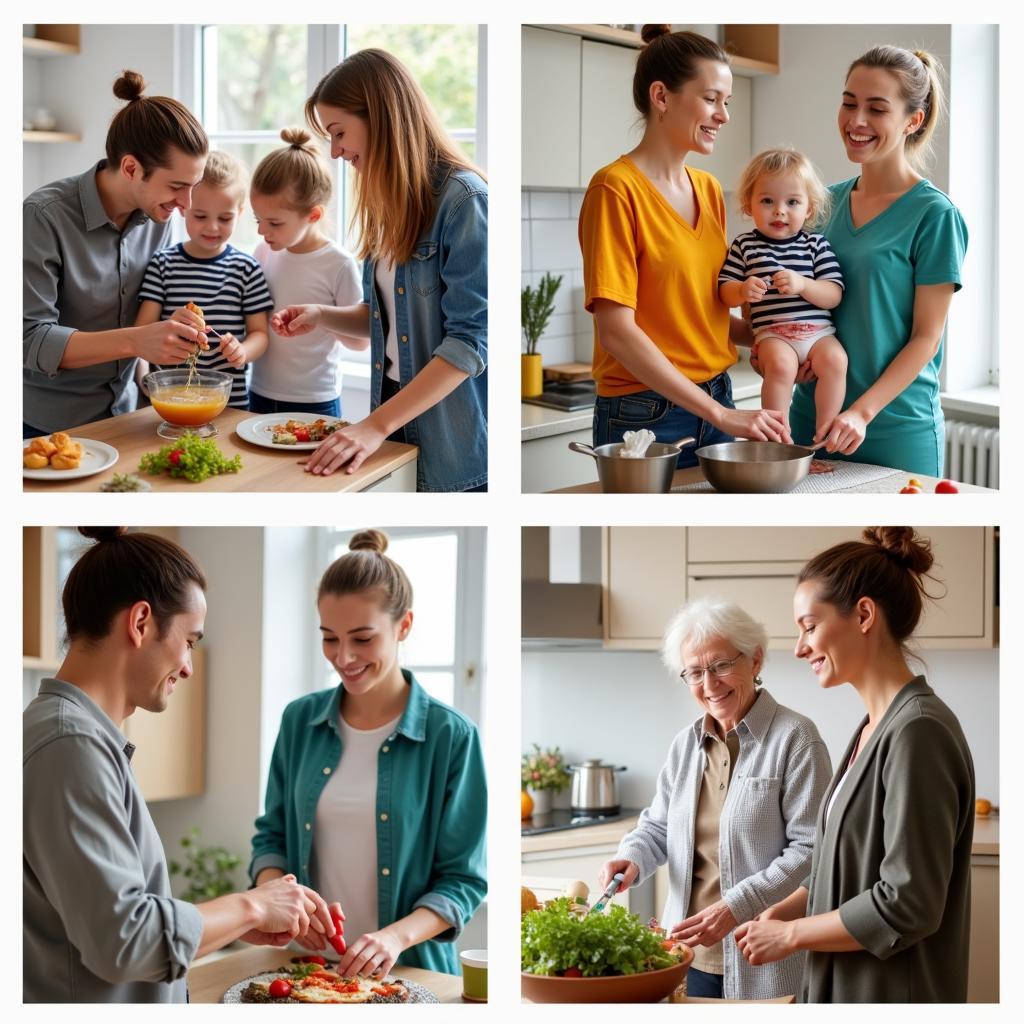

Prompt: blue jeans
[248,392,341,419]
[593,373,735,470]
[23,422,48,440]
[687,967,724,998]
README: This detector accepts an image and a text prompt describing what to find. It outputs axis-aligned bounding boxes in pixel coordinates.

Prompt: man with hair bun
[23,528,338,1002]
[24,71,211,436]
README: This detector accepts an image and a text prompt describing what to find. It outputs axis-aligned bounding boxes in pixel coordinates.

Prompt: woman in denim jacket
[600,597,831,1000]
[271,49,487,491]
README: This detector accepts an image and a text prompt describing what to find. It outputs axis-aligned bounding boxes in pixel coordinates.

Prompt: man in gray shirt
[23,74,211,434]
[24,527,337,1001]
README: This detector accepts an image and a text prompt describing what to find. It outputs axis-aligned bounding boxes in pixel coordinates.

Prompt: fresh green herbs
[100,473,147,492]
[521,899,676,977]
[139,432,242,483]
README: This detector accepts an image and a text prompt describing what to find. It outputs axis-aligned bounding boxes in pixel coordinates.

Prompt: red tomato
[899,485,922,494]
[169,449,183,466]
[293,427,310,442]
[935,479,959,493]
[563,967,582,977]
[268,978,292,998]
[301,955,327,966]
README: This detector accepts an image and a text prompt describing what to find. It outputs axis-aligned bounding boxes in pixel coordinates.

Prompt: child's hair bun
[349,529,389,555]
[862,527,934,576]
[641,24,672,45]
[113,70,146,103]
[280,126,315,151]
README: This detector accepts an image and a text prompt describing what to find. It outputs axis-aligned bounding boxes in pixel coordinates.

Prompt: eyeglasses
[679,653,745,687]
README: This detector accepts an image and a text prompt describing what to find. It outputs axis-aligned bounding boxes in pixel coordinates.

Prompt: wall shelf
[23,130,81,144]
[532,24,779,76]
[23,25,80,57]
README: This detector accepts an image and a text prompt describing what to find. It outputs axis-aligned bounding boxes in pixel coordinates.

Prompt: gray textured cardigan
[800,677,975,1003]
[618,688,832,1000]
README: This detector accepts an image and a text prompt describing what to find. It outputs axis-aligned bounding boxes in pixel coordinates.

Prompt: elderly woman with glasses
[599,596,832,1001]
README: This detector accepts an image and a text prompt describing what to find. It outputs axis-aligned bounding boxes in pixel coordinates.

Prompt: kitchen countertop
[23,407,418,493]
[553,462,994,494]
[522,361,762,442]
[523,812,998,856]
[188,946,464,1003]
[522,815,639,855]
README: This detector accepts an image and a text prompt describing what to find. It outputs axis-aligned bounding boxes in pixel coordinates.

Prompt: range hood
[522,527,603,648]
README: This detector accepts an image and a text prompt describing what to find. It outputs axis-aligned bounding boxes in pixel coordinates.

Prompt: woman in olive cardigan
[734,527,975,1002]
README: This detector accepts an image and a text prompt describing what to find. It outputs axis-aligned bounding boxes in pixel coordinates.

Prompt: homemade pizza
[269,418,349,445]
[236,958,412,1004]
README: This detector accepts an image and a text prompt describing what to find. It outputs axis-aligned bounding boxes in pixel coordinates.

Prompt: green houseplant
[521,273,563,398]
[522,743,572,814]
[168,827,241,902]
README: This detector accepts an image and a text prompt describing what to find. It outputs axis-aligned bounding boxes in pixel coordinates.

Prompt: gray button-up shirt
[23,679,202,1002]
[618,688,832,1000]
[23,161,172,431]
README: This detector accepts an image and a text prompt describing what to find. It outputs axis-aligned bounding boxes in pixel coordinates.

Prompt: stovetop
[521,807,642,836]
[522,380,596,412]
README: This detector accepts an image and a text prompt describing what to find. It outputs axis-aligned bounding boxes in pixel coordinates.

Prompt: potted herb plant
[521,272,563,398]
[522,743,572,815]
[168,827,241,902]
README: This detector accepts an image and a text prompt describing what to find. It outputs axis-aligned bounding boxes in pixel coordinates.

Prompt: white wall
[147,527,266,892]
[23,25,176,197]
[522,646,999,809]
[751,25,952,193]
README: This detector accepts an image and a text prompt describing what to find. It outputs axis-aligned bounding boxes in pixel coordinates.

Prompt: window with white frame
[314,527,485,727]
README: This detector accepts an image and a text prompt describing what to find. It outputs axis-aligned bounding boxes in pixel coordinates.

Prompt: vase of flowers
[522,743,571,814]
[521,273,563,398]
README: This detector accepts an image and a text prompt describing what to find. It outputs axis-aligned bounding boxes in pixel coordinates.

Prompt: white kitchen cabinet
[523,427,595,492]
[522,27,580,188]
[523,27,753,191]
[602,527,995,650]
[579,40,642,185]
[688,74,751,191]
[603,528,688,648]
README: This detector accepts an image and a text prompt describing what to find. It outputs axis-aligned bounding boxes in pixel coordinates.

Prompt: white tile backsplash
[522,188,591,358]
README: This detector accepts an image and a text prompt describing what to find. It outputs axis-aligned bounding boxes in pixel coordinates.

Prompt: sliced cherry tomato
[563,967,582,977]
[300,955,327,966]
[293,427,311,442]
[268,978,292,998]
[168,449,184,466]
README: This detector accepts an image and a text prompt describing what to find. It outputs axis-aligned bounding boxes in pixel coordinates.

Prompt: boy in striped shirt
[719,149,846,439]
[136,152,272,408]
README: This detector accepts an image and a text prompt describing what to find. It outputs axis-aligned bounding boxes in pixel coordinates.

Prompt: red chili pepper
[328,907,347,954]
[169,449,184,466]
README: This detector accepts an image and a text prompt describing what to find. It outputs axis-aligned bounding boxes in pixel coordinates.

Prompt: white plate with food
[235,413,350,451]
[23,437,119,481]
[223,963,436,1003]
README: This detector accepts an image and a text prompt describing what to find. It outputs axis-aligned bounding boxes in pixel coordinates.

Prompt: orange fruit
[976,798,992,817]
[521,789,534,819]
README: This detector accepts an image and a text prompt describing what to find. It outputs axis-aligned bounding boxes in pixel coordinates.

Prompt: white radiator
[944,419,999,488]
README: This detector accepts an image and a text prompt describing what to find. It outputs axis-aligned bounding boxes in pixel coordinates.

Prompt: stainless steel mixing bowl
[696,441,819,493]
[569,436,695,493]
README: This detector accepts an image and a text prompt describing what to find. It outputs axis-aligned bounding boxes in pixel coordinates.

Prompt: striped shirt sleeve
[137,251,168,306]
[718,237,749,285]
[810,234,844,288]
[241,259,274,315]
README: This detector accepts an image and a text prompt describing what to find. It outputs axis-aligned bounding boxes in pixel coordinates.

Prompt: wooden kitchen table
[23,407,418,492]
[188,945,465,1003]
[552,462,994,494]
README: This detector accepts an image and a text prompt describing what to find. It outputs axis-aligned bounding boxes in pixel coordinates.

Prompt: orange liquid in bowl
[151,386,229,426]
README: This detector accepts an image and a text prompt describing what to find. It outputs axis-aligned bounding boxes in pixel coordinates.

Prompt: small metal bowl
[569,437,695,493]
[696,441,818,493]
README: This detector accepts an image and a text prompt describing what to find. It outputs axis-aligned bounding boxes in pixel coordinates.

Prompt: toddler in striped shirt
[136,151,272,408]
[719,149,846,439]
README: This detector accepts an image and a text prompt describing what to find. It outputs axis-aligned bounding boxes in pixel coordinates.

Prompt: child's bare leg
[757,337,799,429]
[807,335,848,439]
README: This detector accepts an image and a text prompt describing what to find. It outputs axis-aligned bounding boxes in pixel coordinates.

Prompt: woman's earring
[658,110,665,122]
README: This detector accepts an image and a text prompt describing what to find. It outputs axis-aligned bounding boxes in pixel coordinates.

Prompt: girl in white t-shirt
[249,128,365,417]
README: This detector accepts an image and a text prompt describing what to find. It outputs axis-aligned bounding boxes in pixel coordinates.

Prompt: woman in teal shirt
[788,46,968,475]
[250,530,486,976]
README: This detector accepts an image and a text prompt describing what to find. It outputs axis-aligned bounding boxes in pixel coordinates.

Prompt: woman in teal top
[250,530,486,976]
[788,46,968,475]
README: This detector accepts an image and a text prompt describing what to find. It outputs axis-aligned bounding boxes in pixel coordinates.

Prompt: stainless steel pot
[570,759,626,814]
[568,437,696,493]
[695,441,821,493]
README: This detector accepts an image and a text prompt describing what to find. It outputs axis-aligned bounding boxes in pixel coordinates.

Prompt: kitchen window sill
[941,385,999,423]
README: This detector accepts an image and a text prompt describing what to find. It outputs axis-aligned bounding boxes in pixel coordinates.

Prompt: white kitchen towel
[620,429,656,458]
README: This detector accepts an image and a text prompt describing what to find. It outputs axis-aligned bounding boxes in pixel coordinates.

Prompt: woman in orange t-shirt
[579,25,790,466]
